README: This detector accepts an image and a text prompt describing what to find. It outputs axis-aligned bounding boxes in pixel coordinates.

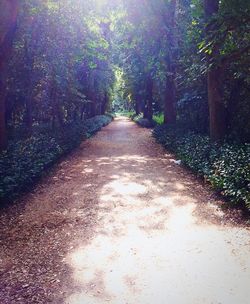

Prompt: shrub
[153,125,250,210]
[153,113,164,125]
[84,115,113,138]
[0,115,112,202]
[133,114,156,128]
[136,118,156,128]
[177,92,209,134]
[0,135,62,201]
[208,144,250,206]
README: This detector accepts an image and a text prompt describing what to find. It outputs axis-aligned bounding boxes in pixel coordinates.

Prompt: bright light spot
[103,180,147,196]
[64,155,250,304]
[81,168,93,173]
[175,182,185,190]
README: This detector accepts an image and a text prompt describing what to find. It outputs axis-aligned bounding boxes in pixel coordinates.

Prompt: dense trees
[0,0,249,204]
[0,0,19,150]
[0,0,249,149]
[203,0,250,140]
[0,0,115,152]
[204,0,225,141]
[115,0,250,142]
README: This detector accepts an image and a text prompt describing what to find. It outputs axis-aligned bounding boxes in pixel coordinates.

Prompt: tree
[0,0,19,150]
[203,0,250,141]
[163,0,178,125]
[204,0,226,141]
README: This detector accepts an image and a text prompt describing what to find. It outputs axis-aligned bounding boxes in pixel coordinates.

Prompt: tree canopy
[0,0,249,150]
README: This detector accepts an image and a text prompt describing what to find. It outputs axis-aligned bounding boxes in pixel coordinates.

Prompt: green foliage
[208,144,250,206]
[153,113,164,125]
[6,0,114,134]
[1,0,250,211]
[133,114,156,128]
[84,115,113,138]
[0,115,112,202]
[177,92,208,134]
[153,125,250,209]
[5,0,250,145]
[114,111,135,118]
[0,136,62,200]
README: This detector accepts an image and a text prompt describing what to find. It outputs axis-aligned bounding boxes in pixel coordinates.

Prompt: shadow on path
[0,117,249,304]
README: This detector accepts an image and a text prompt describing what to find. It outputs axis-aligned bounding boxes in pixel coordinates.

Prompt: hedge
[153,124,250,210]
[132,114,156,128]
[0,115,112,202]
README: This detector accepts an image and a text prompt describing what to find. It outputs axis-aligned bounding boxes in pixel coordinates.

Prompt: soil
[0,116,250,304]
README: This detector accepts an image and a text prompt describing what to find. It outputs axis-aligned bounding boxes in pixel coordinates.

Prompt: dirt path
[0,116,250,304]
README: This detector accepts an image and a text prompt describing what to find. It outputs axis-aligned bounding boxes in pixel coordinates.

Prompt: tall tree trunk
[163,0,177,125]
[0,79,7,149]
[226,78,243,134]
[24,39,34,132]
[143,75,153,120]
[164,68,176,124]
[134,89,142,115]
[50,82,63,127]
[51,68,64,127]
[95,98,102,116]
[0,0,19,150]
[88,74,96,118]
[101,92,109,115]
[89,94,96,117]
[204,0,227,141]
[207,65,226,140]
[135,97,140,115]
[25,92,33,131]
[54,91,64,126]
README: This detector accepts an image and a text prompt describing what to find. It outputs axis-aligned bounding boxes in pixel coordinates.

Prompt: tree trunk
[89,94,96,118]
[0,78,7,150]
[50,69,64,127]
[95,99,102,116]
[204,0,227,141]
[207,67,226,140]
[0,0,19,150]
[24,39,34,132]
[135,98,140,115]
[50,83,63,127]
[101,92,109,115]
[143,75,153,120]
[25,93,33,131]
[226,78,243,134]
[164,74,176,124]
[88,74,96,118]
[134,90,142,115]
[163,0,177,125]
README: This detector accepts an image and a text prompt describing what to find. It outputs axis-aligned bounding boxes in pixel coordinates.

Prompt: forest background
[0,0,249,210]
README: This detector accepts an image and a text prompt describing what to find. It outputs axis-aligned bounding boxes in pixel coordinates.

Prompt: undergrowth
[132,114,156,128]
[0,115,112,202]
[153,124,250,211]
[153,113,164,125]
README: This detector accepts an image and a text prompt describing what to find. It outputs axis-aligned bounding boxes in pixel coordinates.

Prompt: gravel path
[0,116,250,304]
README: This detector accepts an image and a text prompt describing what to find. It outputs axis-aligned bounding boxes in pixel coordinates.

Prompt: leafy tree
[0,0,19,150]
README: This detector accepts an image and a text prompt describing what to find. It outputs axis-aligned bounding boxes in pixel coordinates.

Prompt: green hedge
[84,115,113,138]
[132,114,156,128]
[0,115,112,202]
[153,125,250,210]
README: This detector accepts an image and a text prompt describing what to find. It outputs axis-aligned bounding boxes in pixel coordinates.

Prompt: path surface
[0,117,250,304]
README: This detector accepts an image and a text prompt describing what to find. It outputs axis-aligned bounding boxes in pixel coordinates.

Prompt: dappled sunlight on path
[63,117,250,304]
[1,117,249,304]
